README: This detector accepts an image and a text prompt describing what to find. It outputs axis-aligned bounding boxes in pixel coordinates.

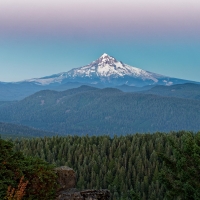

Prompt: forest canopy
[1,131,198,199]
[0,138,58,200]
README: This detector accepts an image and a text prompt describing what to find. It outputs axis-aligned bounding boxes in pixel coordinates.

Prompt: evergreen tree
[0,138,58,200]
[159,132,200,199]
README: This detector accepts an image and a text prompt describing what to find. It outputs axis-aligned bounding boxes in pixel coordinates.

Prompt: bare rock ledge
[55,166,110,200]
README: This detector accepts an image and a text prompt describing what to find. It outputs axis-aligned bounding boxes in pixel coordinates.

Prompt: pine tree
[159,132,200,199]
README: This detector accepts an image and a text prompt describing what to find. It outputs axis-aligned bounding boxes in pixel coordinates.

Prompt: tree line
[11,131,192,199]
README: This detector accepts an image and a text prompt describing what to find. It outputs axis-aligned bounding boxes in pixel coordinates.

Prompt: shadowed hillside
[0,86,200,135]
[141,83,200,100]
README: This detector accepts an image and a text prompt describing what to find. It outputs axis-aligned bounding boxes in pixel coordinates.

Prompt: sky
[0,0,200,82]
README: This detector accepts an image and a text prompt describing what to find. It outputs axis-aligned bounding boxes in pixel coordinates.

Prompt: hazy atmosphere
[1,0,200,82]
[1,1,200,199]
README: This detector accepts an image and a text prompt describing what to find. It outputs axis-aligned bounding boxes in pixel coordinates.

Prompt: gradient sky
[0,0,200,82]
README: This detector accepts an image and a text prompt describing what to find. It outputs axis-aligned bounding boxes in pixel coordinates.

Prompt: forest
[1,131,197,199]
[140,83,200,100]
[0,86,200,135]
[0,122,57,139]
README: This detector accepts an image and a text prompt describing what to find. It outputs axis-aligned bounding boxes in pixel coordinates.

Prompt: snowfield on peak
[23,53,193,87]
[61,53,164,81]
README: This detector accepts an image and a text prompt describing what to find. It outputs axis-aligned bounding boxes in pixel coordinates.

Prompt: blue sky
[0,0,200,82]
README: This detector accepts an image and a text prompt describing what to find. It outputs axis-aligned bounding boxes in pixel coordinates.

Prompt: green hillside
[0,85,200,135]
[141,83,200,100]
[0,122,57,139]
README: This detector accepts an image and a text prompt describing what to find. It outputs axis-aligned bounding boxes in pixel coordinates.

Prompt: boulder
[55,166,76,190]
[80,189,110,200]
[55,166,110,200]
[56,188,83,200]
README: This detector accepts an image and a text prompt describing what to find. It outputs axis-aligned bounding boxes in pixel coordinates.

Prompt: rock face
[55,166,76,190]
[80,189,110,200]
[56,188,83,200]
[55,166,110,200]
[56,189,110,200]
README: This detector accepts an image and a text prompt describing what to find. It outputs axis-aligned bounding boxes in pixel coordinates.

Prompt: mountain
[0,82,45,101]
[0,122,57,139]
[25,53,196,87]
[114,84,154,92]
[140,83,200,100]
[0,86,200,135]
[1,53,199,101]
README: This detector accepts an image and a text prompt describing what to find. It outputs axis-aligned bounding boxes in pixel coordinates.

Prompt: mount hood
[24,53,193,87]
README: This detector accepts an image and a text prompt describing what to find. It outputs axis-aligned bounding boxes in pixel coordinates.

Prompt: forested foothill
[1,83,200,199]
[0,122,57,139]
[0,131,198,199]
[0,85,200,135]
[140,83,200,100]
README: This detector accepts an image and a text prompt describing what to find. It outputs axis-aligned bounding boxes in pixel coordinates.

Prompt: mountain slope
[0,86,200,135]
[1,53,199,101]
[141,83,200,100]
[26,53,196,87]
[0,122,57,139]
[0,82,46,101]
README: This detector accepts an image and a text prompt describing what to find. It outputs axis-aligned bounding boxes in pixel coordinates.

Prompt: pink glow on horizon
[0,0,200,40]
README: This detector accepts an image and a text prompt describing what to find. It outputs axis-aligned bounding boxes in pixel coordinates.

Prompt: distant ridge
[0,53,199,101]
[0,86,200,135]
[141,83,200,100]
[0,122,57,139]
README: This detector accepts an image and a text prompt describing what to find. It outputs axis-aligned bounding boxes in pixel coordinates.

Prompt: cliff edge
[55,166,110,200]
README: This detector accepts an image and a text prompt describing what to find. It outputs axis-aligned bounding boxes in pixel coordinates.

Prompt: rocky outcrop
[55,166,110,200]
[56,188,83,200]
[55,166,76,190]
[80,189,110,200]
[56,188,110,200]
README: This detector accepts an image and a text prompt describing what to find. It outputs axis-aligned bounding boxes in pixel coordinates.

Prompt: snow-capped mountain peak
[97,53,116,64]
[23,53,187,86]
[101,53,109,57]
[66,53,162,81]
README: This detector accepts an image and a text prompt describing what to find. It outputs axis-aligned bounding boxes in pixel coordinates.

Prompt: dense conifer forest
[10,131,194,199]
[1,86,200,135]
